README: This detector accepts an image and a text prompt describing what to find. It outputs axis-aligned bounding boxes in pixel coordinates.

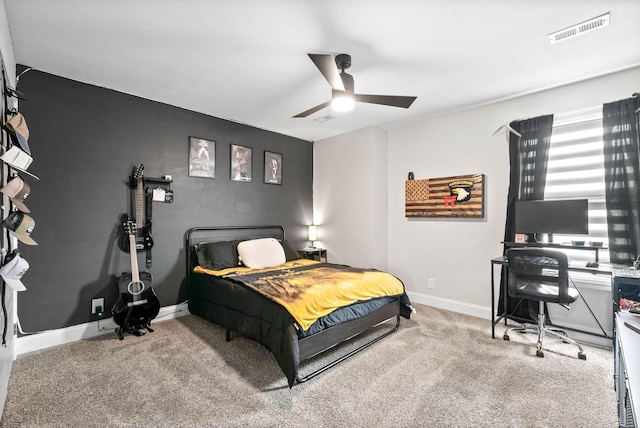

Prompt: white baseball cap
[0,146,39,180]
[0,254,29,291]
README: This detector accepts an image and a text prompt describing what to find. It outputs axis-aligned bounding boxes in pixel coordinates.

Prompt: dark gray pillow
[195,240,243,270]
[279,240,301,261]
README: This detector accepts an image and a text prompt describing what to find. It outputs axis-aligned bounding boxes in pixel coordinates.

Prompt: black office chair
[503,248,586,360]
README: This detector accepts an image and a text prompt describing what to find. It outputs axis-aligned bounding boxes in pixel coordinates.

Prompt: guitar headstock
[129,164,144,187]
[124,220,137,236]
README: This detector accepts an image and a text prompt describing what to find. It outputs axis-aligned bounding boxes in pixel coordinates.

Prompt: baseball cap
[6,113,31,155]
[0,177,31,213]
[0,254,29,291]
[0,146,39,180]
[1,211,38,245]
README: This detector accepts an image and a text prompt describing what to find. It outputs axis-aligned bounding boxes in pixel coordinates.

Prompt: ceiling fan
[293,53,417,118]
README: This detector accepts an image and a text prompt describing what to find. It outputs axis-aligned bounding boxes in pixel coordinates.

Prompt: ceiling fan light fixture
[331,92,354,112]
[293,53,417,118]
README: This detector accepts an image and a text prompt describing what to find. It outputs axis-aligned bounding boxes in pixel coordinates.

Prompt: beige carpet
[0,304,617,427]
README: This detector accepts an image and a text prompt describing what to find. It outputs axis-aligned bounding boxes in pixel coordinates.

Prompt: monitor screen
[515,199,589,236]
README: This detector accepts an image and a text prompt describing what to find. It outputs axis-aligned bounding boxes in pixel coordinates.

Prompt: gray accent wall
[14,68,313,332]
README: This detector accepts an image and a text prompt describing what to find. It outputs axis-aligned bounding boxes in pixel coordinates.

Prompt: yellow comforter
[194,259,404,331]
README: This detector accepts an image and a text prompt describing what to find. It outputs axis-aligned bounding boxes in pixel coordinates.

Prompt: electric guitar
[119,164,153,253]
[113,221,160,338]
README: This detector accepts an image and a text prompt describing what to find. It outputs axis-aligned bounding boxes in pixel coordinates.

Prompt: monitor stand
[529,233,553,243]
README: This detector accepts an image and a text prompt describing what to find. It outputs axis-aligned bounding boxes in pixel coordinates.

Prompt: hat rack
[1,66,19,252]
[1,63,39,284]
[4,87,25,101]
[1,59,19,349]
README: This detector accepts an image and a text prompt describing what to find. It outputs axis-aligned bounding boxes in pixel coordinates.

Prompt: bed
[185,225,412,387]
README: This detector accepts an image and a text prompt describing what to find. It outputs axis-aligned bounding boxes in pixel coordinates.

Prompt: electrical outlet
[91,298,105,315]
[428,278,436,289]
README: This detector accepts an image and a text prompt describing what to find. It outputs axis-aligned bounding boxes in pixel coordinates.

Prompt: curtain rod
[492,123,522,139]
[496,94,639,138]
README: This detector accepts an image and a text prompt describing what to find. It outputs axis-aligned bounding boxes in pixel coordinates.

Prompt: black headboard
[185,225,285,283]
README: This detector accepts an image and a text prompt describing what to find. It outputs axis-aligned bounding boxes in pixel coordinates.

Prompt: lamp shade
[308,225,318,242]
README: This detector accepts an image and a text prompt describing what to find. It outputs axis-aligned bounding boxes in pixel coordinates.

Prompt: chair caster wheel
[536,350,544,357]
[503,334,510,341]
[578,352,586,360]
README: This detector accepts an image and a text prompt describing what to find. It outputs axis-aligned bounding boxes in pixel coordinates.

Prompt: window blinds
[545,106,609,263]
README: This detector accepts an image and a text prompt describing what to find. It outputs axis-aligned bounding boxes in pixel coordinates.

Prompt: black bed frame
[185,225,401,384]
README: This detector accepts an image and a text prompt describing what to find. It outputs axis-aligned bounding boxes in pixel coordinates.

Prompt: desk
[490,255,613,339]
[615,312,640,427]
[503,241,607,262]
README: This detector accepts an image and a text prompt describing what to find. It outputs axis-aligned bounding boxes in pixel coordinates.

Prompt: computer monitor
[515,199,589,242]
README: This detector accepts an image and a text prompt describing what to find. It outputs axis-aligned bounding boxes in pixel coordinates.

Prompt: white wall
[315,66,640,324]
[0,0,16,419]
[313,126,388,270]
[0,0,15,87]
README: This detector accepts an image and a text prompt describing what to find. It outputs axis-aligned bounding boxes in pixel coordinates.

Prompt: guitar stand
[115,323,155,340]
[114,306,155,340]
[115,327,126,340]
[115,326,142,340]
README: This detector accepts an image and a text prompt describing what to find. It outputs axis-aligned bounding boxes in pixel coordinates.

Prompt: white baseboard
[15,293,612,356]
[407,291,491,320]
[406,291,612,348]
[15,302,190,356]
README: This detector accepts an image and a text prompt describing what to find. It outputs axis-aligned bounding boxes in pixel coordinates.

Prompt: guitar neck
[128,232,140,283]
[135,179,144,228]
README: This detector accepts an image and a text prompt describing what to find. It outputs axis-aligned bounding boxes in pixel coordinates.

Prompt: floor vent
[549,12,610,44]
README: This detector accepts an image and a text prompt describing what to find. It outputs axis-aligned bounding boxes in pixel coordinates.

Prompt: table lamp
[308,225,318,248]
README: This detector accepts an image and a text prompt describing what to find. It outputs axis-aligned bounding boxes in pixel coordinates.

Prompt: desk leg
[491,260,509,339]
[491,262,496,339]
[501,264,509,332]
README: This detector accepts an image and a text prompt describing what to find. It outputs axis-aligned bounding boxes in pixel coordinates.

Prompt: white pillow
[237,238,286,269]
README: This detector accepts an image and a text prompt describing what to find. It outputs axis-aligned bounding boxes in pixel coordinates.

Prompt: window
[545,106,609,264]
[545,107,611,338]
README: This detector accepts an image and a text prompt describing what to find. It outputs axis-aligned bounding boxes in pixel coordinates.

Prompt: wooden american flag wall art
[405,173,485,218]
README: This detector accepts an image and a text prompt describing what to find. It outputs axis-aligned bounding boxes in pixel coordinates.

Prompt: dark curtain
[498,115,554,320]
[603,97,640,265]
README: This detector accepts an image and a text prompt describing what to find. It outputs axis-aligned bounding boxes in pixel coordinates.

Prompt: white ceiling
[4,1,640,142]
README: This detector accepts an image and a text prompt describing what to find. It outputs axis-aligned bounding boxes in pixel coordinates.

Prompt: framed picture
[405,173,485,218]
[230,144,252,182]
[264,151,282,185]
[188,137,215,178]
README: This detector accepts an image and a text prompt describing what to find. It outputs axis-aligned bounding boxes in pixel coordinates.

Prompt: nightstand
[298,248,327,262]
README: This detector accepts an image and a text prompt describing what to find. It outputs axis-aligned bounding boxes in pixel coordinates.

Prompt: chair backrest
[506,248,570,304]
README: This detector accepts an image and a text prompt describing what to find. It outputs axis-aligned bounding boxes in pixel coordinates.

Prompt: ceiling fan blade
[293,100,332,118]
[308,54,345,91]
[354,94,417,108]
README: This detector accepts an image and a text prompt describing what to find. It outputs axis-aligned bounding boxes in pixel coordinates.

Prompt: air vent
[314,115,335,123]
[549,12,610,44]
